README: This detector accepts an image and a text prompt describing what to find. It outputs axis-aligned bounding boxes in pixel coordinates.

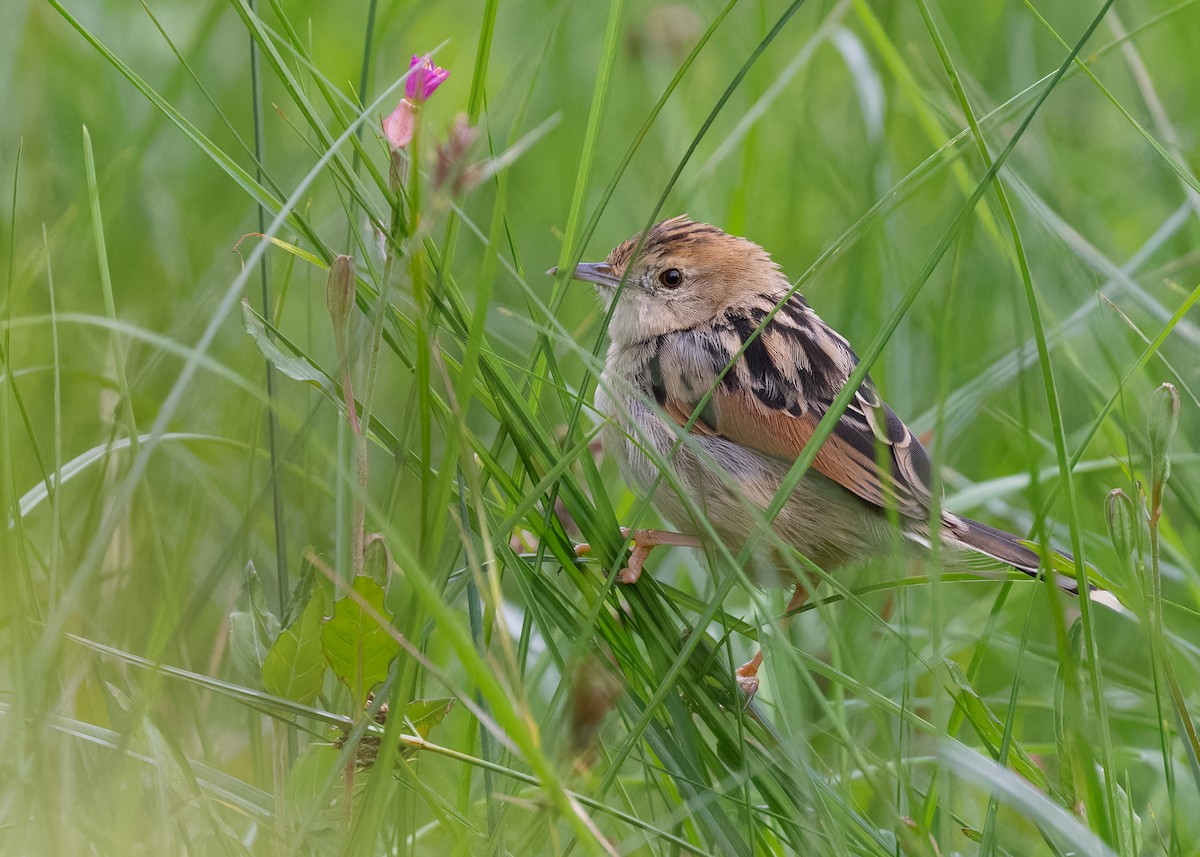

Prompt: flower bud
[382,55,448,153]
[383,99,416,149]
[1105,488,1135,562]
[326,255,356,347]
[434,114,480,195]
[1148,382,1180,493]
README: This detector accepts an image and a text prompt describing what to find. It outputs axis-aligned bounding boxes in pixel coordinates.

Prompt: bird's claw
[617,539,652,584]
[574,528,699,584]
[735,650,764,703]
[735,673,760,700]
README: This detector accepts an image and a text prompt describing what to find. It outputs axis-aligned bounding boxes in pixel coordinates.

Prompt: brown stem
[343,754,355,827]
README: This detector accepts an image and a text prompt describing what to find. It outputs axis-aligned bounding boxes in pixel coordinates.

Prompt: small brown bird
[559,216,1108,693]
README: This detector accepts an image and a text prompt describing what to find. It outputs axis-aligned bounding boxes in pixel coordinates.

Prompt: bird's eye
[659,268,683,288]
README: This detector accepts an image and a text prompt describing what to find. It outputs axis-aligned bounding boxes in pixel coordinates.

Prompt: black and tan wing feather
[648,292,936,521]
[646,290,1070,582]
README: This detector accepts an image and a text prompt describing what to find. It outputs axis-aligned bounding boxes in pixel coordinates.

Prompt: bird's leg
[574,528,701,584]
[616,528,702,584]
[734,650,764,697]
[735,580,814,700]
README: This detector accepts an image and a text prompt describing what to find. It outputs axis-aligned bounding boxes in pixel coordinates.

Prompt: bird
[555,215,1111,695]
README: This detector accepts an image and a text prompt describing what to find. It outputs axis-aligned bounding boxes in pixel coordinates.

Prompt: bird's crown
[605,215,779,287]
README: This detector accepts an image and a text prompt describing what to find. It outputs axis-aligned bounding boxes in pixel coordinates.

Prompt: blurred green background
[4,0,1200,854]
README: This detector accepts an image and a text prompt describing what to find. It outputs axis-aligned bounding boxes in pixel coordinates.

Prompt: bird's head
[555,216,788,345]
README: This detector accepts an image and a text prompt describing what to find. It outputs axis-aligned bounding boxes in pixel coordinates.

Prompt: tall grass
[3,0,1200,854]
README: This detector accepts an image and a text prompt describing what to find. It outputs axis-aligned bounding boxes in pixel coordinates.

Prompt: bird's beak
[546,262,621,290]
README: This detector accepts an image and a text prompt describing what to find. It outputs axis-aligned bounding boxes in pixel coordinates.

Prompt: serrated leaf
[322,576,400,707]
[241,300,332,391]
[403,698,454,742]
[229,562,280,683]
[263,587,329,704]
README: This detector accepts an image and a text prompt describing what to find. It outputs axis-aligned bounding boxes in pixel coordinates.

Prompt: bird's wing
[650,295,935,520]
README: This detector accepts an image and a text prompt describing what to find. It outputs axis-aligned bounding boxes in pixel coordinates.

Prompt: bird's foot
[735,649,764,701]
[573,528,700,584]
[732,583,811,701]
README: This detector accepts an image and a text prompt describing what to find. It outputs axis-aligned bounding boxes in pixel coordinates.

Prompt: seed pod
[388,148,407,194]
[1148,382,1180,495]
[1105,488,1134,564]
[326,255,356,348]
[569,655,622,767]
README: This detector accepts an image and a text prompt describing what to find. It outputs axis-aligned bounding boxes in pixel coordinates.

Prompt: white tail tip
[1088,588,1127,614]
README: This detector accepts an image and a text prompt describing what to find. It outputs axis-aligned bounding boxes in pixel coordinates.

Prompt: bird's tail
[941,514,1121,610]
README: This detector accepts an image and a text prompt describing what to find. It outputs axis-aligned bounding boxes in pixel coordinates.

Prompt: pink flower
[382,99,416,148]
[382,54,449,149]
[405,55,449,103]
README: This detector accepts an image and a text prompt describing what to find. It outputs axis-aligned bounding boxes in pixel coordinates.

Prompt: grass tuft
[4,0,1200,854]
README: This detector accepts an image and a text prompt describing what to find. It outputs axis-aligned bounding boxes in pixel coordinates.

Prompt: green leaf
[282,560,317,629]
[322,576,400,707]
[241,299,332,391]
[285,743,350,834]
[944,660,1050,794]
[362,534,390,589]
[228,562,280,683]
[940,742,1119,857]
[403,698,454,743]
[262,587,329,705]
[1110,773,1142,857]
[249,233,329,271]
